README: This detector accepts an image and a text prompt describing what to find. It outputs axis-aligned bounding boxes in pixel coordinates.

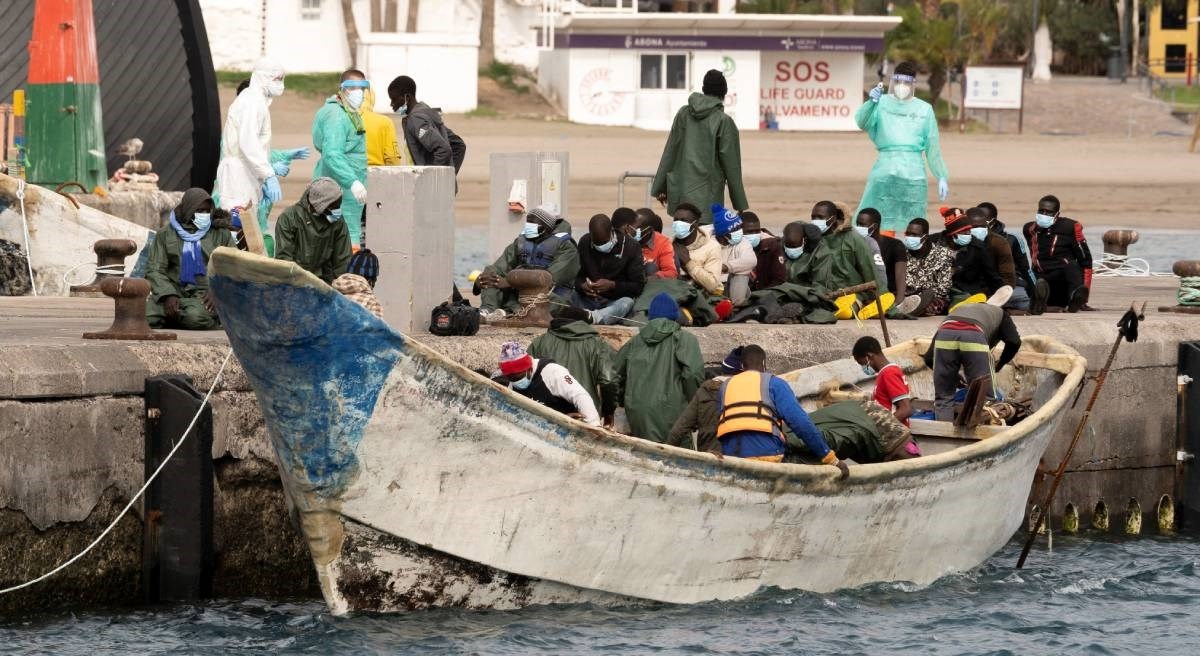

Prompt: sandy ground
[238,88,1200,231]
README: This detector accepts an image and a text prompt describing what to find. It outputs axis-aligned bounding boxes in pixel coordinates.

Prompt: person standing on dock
[715,345,848,477]
[145,189,238,330]
[498,341,601,427]
[650,69,749,225]
[925,302,1022,421]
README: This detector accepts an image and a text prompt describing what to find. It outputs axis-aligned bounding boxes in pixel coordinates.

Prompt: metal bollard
[487,269,554,328]
[1101,229,1139,257]
[70,238,137,297]
[82,277,177,340]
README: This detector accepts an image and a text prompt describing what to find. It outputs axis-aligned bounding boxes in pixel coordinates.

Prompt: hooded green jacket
[145,188,238,302]
[274,194,352,284]
[823,224,886,293]
[528,320,619,418]
[614,318,704,443]
[650,93,748,224]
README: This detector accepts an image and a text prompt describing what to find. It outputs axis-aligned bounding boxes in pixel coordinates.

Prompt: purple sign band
[553,33,883,53]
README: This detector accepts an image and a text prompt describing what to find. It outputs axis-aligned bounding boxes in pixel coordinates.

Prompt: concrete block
[367,166,456,336]
[74,190,182,230]
[488,152,569,261]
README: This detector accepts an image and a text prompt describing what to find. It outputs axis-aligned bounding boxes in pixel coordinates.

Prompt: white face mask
[893,83,913,101]
[265,79,285,98]
[345,89,365,110]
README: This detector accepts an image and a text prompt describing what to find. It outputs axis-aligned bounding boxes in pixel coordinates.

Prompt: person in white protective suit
[214,58,285,254]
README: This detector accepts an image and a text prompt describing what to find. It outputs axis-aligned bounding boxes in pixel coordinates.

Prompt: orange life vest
[716,371,784,440]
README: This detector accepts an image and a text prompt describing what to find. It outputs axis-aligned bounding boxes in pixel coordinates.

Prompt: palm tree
[887,4,957,104]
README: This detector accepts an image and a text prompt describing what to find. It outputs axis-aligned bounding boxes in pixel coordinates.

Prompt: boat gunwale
[209,247,1088,488]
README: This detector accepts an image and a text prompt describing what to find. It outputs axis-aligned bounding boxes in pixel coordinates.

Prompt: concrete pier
[0,275,1196,612]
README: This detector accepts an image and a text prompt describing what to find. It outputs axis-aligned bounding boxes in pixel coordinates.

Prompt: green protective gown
[854,95,949,235]
[312,96,367,245]
[650,93,749,224]
[614,317,704,443]
[528,320,619,418]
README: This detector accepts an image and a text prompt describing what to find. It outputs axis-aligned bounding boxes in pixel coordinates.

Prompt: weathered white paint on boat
[0,173,150,295]
[208,247,1087,615]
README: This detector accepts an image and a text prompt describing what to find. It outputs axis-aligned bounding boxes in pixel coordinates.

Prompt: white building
[538,12,901,131]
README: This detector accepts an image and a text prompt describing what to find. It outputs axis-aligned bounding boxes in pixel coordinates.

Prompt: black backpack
[429,285,480,336]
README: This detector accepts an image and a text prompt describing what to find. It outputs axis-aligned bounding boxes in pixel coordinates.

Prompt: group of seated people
[475,194,1093,327]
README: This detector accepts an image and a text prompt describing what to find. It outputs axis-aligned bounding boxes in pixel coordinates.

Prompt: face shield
[889,73,916,102]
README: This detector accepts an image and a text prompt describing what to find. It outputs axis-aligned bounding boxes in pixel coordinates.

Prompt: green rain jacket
[145,190,238,303]
[487,234,581,289]
[651,93,749,224]
[274,193,352,284]
[312,96,367,245]
[822,223,886,293]
[615,318,704,443]
[528,320,619,418]
[786,241,834,289]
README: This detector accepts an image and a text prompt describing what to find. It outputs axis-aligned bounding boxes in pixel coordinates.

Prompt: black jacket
[992,220,1034,289]
[403,102,466,172]
[575,233,646,300]
[949,237,1005,297]
[1022,216,1092,273]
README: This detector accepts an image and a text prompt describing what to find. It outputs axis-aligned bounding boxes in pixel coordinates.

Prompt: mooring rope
[1094,252,1172,278]
[61,263,128,288]
[15,179,37,296]
[0,348,234,596]
[1178,276,1200,306]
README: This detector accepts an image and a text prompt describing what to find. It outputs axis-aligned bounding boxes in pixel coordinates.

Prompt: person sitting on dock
[528,307,619,429]
[811,200,891,319]
[498,341,601,427]
[630,207,677,279]
[716,345,848,477]
[710,205,757,306]
[145,188,239,330]
[1022,195,1092,314]
[672,202,724,297]
[614,293,705,442]
[924,302,1022,421]
[856,208,919,314]
[943,207,1006,309]
[977,201,1034,314]
[573,213,645,325]
[902,218,954,316]
[274,177,353,284]
[740,212,787,291]
[476,207,580,322]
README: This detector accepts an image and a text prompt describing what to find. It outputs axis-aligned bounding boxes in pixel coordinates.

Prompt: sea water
[2,536,1197,654]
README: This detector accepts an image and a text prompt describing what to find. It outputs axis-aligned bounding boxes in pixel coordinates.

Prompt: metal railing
[1139,58,1200,114]
[618,171,655,209]
[538,0,641,50]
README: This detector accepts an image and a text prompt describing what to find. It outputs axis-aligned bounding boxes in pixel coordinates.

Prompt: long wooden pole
[1016,302,1144,568]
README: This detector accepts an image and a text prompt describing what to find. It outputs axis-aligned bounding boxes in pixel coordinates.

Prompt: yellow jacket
[362,89,404,166]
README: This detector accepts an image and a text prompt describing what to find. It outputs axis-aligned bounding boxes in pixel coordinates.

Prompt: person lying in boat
[667,347,745,454]
[528,307,619,429]
[924,301,1022,421]
[716,345,849,478]
[476,206,579,322]
[274,177,352,284]
[145,188,239,330]
[497,341,602,427]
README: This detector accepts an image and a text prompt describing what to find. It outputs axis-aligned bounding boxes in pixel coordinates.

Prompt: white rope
[60,262,128,289]
[0,348,234,596]
[1094,252,1173,278]
[16,179,37,296]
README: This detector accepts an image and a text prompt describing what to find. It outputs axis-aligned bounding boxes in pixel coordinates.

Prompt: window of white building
[639,53,688,90]
[301,0,322,20]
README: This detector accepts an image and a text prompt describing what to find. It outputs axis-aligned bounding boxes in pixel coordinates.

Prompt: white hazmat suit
[214,58,284,252]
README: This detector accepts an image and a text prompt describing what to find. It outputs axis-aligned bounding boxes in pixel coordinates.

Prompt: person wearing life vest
[498,341,600,426]
[476,206,580,321]
[716,345,848,478]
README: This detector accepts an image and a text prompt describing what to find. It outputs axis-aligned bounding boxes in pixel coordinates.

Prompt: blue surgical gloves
[263,175,283,203]
[937,178,949,201]
[284,147,311,161]
[271,161,290,177]
[869,83,884,103]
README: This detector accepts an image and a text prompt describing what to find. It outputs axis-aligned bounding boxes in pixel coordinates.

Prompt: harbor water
[3,536,1197,654]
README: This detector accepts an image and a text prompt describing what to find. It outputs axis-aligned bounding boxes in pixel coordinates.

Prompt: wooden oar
[1016,301,1145,568]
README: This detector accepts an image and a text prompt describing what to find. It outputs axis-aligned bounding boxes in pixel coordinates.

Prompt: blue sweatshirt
[718,375,831,459]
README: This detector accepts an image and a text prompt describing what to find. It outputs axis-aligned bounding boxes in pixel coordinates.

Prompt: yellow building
[1149,0,1199,78]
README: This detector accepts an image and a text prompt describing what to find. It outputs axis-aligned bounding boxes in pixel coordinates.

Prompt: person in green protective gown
[854,61,949,235]
[313,69,369,246]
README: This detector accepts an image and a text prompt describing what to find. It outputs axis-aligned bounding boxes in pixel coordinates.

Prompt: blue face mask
[854,225,871,238]
[633,227,643,241]
[953,233,973,247]
[192,212,212,231]
[396,105,408,117]
[672,220,693,240]
[745,233,762,249]
[811,218,829,234]
[970,227,989,242]
[327,209,343,223]
[784,245,805,260]
[862,364,877,376]
[522,222,541,239]
[512,374,533,391]
[903,235,923,251]
[726,229,743,246]
[1035,213,1056,229]
[593,235,617,254]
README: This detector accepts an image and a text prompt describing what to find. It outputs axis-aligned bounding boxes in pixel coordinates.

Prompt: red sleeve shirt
[873,363,911,426]
[641,232,678,279]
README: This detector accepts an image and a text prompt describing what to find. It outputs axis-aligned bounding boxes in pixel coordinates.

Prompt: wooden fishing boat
[0,174,150,295]
[208,247,1087,615]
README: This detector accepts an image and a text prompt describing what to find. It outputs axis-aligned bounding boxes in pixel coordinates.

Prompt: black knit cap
[702,69,727,98]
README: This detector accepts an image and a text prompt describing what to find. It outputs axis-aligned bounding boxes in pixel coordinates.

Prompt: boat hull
[208,248,1086,615]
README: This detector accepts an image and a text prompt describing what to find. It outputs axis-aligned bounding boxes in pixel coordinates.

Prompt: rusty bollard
[83,277,177,341]
[490,269,554,327]
[1098,230,1139,274]
[70,239,137,297]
